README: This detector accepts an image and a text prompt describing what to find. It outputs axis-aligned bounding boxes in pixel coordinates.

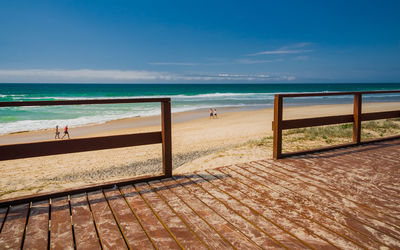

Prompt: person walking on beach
[54,125,60,139]
[213,108,217,119]
[209,108,214,119]
[62,125,70,139]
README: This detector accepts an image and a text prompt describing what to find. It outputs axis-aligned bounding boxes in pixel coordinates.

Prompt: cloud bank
[0,69,296,83]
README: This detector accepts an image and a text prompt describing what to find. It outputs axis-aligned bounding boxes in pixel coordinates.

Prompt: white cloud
[0,69,296,82]
[249,49,313,56]
[282,42,312,49]
[235,59,283,64]
[148,62,198,66]
[183,73,295,81]
[149,58,282,66]
[249,42,314,56]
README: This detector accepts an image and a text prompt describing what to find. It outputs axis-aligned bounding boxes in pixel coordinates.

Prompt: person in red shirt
[61,125,70,139]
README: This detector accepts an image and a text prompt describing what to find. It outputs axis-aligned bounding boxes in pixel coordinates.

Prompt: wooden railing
[273,90,400,159]
[0,98,172,204]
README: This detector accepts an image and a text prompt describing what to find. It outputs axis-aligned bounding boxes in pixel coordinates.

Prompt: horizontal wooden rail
[0,98,170,107]
[277,90,400,98]
[279,114,354,130]
[361,110,400,121]
[273,90,400,159]
[0,132,162,161]
[0,98,172,203]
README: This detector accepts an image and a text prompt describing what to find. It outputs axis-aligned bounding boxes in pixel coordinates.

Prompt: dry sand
[1,102,399,199]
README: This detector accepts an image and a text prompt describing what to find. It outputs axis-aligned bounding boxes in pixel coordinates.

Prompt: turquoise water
[1,83,399,134]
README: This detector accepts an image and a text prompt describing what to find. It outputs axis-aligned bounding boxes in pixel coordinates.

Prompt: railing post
[161,100,172,177]
[353,93,362,144]
[273,95,283,159]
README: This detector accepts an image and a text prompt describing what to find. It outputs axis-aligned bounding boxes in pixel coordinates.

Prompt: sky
[0,0,399,83]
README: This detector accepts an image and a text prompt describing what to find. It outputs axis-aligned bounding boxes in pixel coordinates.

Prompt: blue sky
[0,0,399,83]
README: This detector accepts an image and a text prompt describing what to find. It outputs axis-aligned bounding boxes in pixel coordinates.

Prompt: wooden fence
[273,90,400,159]
[0,98,172,205]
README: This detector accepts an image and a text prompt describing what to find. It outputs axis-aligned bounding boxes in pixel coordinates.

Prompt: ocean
[1,83,399,134]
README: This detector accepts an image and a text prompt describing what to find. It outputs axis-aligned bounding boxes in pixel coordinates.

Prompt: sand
[1,102,399,199]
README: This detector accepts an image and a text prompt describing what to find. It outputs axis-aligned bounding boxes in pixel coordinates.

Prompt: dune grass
[252,119,400,152]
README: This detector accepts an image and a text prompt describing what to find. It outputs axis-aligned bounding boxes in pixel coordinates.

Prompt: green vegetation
[250,119,400,153]
[284,123,354,141]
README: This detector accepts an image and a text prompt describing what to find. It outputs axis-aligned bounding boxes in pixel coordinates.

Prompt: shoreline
[1,101,399,145]
[0,106,254,145]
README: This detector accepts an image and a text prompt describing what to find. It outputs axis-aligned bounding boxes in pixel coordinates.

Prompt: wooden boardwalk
[0,140,399,249]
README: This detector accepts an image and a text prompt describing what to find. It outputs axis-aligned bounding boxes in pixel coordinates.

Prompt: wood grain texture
[0,204,29,249]
[23,200,49,250]
[87,191,127,250]
[70,193,101,250]
[50,197,74,250]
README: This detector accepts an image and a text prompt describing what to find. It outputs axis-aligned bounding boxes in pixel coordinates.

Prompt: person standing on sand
[55,125,60,139]
[213,108,217,119]
[61,125,70,139]
[209,108,214,119]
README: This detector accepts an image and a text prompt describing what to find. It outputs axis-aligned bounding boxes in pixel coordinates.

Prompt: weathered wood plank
[120,185,181,249]
[243,162,400,246]
[23,200,49,250]
[259,160,400,230]
[135,182,207,249]
[207,168,313,249]
[223,165,391,249]
[170,176,260,249]
[50,196,74,250]
[103,188,154,249]
[87,190,127,250]
[0,203,29,249]
[148,179,233,249]
[70,193,101,250]
[205,168,363,249]
[186,173,309,249]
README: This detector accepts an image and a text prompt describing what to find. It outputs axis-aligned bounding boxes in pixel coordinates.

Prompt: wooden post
[161,100,172,177]
[353,93,362,144]
[273,95,283,159]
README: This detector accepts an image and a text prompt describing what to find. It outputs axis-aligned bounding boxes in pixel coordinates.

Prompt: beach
[1,101,399,199]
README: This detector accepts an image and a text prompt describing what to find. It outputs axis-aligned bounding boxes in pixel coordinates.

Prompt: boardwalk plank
[87,190,127,250]
[187,172,338,249]
[299,155,400,202]
[0,140,399,249]
[103,188,154,249]
[253,160,400,239]
[148,179,233,249]
[240,163,400,248]
[186,172,300,249]
[171,175,262,249]
[221,166,390,249]
[0,203,29,249]
[70,193,101,250]
[135,182,207,250]
[23,200,49,250]
[120,185,180,249]
[50,196,74,250]
[279,156,400,214]
[264,158,400,219]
